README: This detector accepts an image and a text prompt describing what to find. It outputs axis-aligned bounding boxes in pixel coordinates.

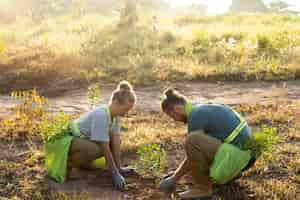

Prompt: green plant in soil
[135,143,167,179]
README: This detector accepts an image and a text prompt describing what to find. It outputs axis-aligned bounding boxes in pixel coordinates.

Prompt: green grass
[135,143,167,179]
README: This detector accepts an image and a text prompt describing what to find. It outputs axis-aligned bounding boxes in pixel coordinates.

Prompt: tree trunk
[118,0,138,29]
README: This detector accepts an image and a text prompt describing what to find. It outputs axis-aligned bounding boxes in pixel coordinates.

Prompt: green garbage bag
[210,143,252,184]
[45,133,74,183]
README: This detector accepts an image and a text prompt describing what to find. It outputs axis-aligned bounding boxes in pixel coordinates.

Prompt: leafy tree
[118,0,138,29]
[269,0,289,12]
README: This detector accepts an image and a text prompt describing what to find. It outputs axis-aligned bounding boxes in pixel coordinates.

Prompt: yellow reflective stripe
[104,106,114,132]
[224,110,247,143]
[184,102,194,117]
[70,121,84,137]
[225,121,247,143]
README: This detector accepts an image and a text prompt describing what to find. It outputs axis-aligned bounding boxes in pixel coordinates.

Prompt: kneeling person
[46,81,136,191]
[159,88,255,199]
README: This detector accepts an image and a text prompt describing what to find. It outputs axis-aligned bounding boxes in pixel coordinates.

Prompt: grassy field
[0,13,300,93]
[0,90,299,199]
[0,12,300,199]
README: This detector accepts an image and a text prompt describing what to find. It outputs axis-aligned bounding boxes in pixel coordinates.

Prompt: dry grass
[0,97,299,199]
[1,6,300,200]
[0,14,300,94]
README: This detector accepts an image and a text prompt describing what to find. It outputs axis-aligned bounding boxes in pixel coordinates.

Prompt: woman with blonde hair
[46,81,136,191]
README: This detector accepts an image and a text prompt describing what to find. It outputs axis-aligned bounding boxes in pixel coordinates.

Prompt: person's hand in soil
[160,157,190,193]
[112,171,126,191]
[159,176,176,193]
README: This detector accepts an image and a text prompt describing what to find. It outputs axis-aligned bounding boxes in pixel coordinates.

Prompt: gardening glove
[159,176,176,193]
[112,172,126,191]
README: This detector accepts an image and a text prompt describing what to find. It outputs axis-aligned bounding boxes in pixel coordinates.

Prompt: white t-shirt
[75,106,121,142]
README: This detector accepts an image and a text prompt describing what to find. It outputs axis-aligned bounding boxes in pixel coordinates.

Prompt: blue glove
[112,172,126,191]
[159,176,176,193]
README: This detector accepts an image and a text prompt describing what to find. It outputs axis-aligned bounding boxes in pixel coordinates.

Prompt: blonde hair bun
[110,80,136,105]
[118,80,132,91]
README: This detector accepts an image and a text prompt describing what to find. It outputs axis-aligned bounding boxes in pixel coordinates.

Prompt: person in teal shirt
[159,88,255,199]
[187,103,251,149]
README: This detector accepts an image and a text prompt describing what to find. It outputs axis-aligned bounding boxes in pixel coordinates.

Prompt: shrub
[243,125,279,159]
[87,83,101,109]
[135,143,167,179]
[39,112,71,143]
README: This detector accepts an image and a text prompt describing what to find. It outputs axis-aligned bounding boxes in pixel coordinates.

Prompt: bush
[0,89,49,141]
[160,31,176,45]
[87,83,101,109]
[135,143,167,179]
[257,34,273,50]
[243,125,279,159]
[192,30,212,53]
[39,112,71,143]
[11,89,49,119]
[220,31,246,42]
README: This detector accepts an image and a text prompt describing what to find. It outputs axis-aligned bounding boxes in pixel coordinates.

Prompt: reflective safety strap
[70,121,86,138]
[184,102,194,117]
[224,110,247,144]
[104,106,112,128]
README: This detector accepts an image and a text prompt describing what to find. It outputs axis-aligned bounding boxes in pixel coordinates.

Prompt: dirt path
[1,80,299,116]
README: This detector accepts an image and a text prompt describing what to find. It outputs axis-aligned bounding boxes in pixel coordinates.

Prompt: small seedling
[135,143,167,179]
[243,125,279,159]
[39,112,71,143]
[87,83,101,109]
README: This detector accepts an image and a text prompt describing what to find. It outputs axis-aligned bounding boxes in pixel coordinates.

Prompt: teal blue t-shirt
[187,103,251,147]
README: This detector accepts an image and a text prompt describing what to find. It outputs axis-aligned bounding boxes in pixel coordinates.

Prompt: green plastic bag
[210,143,252,184]
[45,134,74,183]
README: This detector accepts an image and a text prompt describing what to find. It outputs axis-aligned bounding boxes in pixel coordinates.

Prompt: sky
[167,0,300,14]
